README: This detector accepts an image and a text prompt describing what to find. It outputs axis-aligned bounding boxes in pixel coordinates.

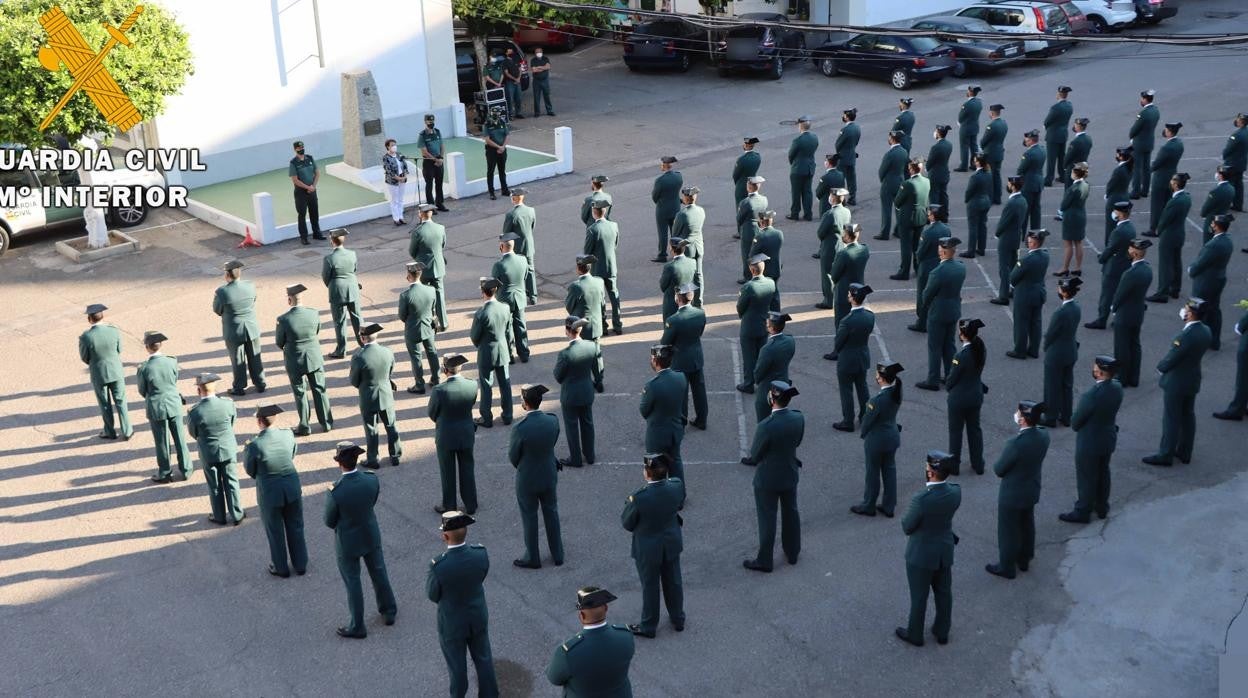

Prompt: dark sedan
[910,16,1025,77]
[814,33,956,90]
[714,12,807,80]
[623,19,706,72]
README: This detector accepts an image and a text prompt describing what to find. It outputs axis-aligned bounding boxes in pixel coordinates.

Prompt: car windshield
[727,26,766,39]
[635,22,679,37]
[909,36,942,52]
[954,18,995,32]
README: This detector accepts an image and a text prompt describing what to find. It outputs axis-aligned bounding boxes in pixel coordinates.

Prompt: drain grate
[1204,11,1241,19]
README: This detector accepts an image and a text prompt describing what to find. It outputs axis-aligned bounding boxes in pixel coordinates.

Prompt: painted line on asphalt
[716,285,991,299]
[1186,216,1204,233]
[726,336,749,457]
[131,216,197,232]
[972,257,1012,321]
[871,327,892,363]
[599,390,738,398]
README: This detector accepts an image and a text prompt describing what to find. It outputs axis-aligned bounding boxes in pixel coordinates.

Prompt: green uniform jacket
[1158,322,1212,395]
[878,145,908,187]
[492,252,529,309]
[1106,162,1131,201]
[733,151,762,201]
[1065,132,1092,168]
[554,339,602,408]
[660,305,706,373]
[816,205,852,258]
[965,169,992,206]
[945,344,985,410]
[922,260,966,325]
[893,110,916,151]
[815,168,847,203]
[547,624,635,696]
[1017,144,1045,193]
[652,170,684,219]
[1112,261,1153,326]
[659,255,696,318]
[186,395,238,464]
[1190,234,1233,298]
[510,410,560,493]
[349,343,397,412]
[323,470,383,557]
[1223,126,1248,171]
[1101,221,1136,280]
[213,279,261,344]
[995,194,1028,244]
[901,481,961,570]
[958,97,982,136]
[836,123,860,167]
[426,544,491,639]
[1060,180,1089,236]
[754,333,795,388]
[737,276,777,339]
[581,190,613,226]
[79,323,125,385]
[894,175,932,227]
[671,204,706,256]
[322,248,361,306]
[1010,249,1050,308]
[470,299,513,369]
[622,477,685,561]
[750,408,804,491]
[503,204,538,261]
[275,305,325,376]
[737,192,769,238]
[429,375,479,449]
[136,354,183,421]
[980,118,1007,161]
[829,242,869,288]
[1071,378,1123,456]
[1151,137,1184,181]
[1130,103,1159,152]
[1156,190,1191,243]
[1044,100,1073,144]
[927,140,952,185]
[584,219,620,279]
[860,386,900,451]
[1043,301,1081,368]
[916,222,950,274]
[408,220,447,281]
[640,369,687,455]
[566,274,607,341]
[243,427,301,507]
[397,284,437,344]
[749,227,784,282]
[788,131,819,176]
[1200,182,1234,233]
[993,427,1049,508]
[834,308,874,373]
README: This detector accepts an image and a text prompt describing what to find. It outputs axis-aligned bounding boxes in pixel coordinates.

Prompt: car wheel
[110,203,147,227]
[564,33,577,51]
[952,59,968,78]
[678,53,690,72]
[1089,16,1108,33]
[0,224,10,257]
[770,57,783,80]
[890,68,910,90]
[819,57,838,77]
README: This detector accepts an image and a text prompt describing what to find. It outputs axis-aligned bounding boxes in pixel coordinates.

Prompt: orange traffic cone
[237,225,262,248]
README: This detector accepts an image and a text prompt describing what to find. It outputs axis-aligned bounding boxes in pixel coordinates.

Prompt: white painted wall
[856,0,962,26]
[155,0,458,188]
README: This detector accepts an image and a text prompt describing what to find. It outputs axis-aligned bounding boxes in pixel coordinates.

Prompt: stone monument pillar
[341,69,385,169]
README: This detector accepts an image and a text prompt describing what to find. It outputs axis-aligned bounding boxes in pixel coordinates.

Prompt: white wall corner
[445,151,467,199]
[554,126,574,174]
[452,103,468,138]
[252,192,275,244]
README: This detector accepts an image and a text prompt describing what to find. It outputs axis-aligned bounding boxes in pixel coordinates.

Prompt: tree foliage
[0,0,193,148]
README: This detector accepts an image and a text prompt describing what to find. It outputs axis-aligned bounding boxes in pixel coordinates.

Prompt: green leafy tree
[0,0,193,148]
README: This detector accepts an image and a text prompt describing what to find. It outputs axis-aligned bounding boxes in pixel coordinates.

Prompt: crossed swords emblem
[37,5,145,133]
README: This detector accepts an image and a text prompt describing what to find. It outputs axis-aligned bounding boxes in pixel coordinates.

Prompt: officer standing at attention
[895,450,961,647]
[583,201,623,335]
[1188,213,1234,350]
[322,229,362,360]
[672,186,707,307]
[815,188,852,309]
[1043,86,1073,187]
[350,323,403,467]
[749,211,785,310]
[853,363,904,518]
[1212,293,1248,421]
[875,131,908,240]
[652,155,684,263]
[659,238,695,321]
[580,175,612,225]
[910,204,951,331]
[1063,118,1093,189]
[1200,166,1235,244]
[743,381,804,572]
[1007,229,1051,360]
[136,331,193,483]
[1104,147,1134,245]
[470,278,514,428]
[417,114,449,212]
[1221,113,1247,211]
[814,154,846,219]
[962,154,992,258]
[986,400,1049,580]
[1129,90,1160,199]
[484,51,505,93]
[1148,122,1185,235]
[989,177,1028,306]
[213,260,267,393]
[1041,277,1083,427]
[622,453,686,639]
[567,255,609,353]
[833,284,874,431]
[660,285,708,430]
[946,319,987,474]
[429,355,480,514]
[1055,162,1090,276]
[325,441,397,638]
[889,159,931,282]
[1147,173,1192,301]
[398,263,440,395]
[733,137,762,208]
[529,46,555,117]
[275,283,334,433]
[409,203,449,332]
[787,115,819,221]
[547,587,635,694]
[555,318,602,468]
[503,188,539,306]
[1018,130,1046,230]
[288,140,324,244]
[483,107,510,200]
[243,404,308,577]
[1111,239,1154,387]
[927,126,953,210]
[836,108,861,205]
[1086,200,1137,330]
[79,303,133,441]
[828,224,870,357]
[1060,356,1124,523]
[752,311,795,424]
[510,385,564,568]
[492,233,531,363]
[1144,298,1213,467]
[917,238,966,391]
[187,373,245,525]
[640,345,688,483]
[736,254,777,393]
[428,512,500,697]
[955,85,982,173]
[893,97,916,152]
[981,104,1008,205]
[737,176,769,281]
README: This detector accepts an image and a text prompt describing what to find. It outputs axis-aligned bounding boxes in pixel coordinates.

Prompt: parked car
[1134,0,1177,25]
[955,1,1075,57]
[454,37,529,103]
[714,12,807,80]
[513,20,594,52]
[623,19,707,72]
[910,16,1026,77]
[1047,1,1093,35]
[814,33,957,90]
[1070,0,1138,32]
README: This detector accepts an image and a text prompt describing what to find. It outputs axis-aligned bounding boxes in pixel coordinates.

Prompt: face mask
[388,145,396,153]
[535,51,543,58]
[1014,412,1025,427]
[1111,212,1119,221]
[1178,308,1188,321]
[295,148,304,155]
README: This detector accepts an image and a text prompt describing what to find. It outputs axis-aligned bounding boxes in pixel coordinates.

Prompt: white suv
[1071,0,1137,32]
[955,1,1076,57]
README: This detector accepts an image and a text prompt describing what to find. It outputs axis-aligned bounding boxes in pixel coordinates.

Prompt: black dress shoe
[989,298,1010,306]
[958,251,976,259]
[233,515,246,526]
[878,509,895,518]
[1018,561,1030,572]
[1083,321,1106,329]
[985,563,1016,579]
[327,352,345,359]
[803,215,813,221]
[1142,454,1173,466]
[888,273,909,281]
[1177,455,1191,465]
[953,167,969,173]
[850,504,876,517]
[489,192,497,200]
[689,420,707,430]
[268,564,291,578]
[434,505,449,514]
[811,252,821,259]
[1059,511,1090,523]
[915,381,940,391]
[1006,350,1027,359]
[1214,410,1244,421]
[206,516,226,525]
[972,465,985,475]
[1038,420,1057,428]
[501,417,513,425]
[312,234,326,240]
[672,621,685,632]
[906,324,926,333]
[785,214,799,221]
[628,624,656,638]
[814,302,833,310]
[832,421,855,432]
[736,383,754,394]
[474,418,493,428]
[1146,294,1169,303]
[895,627,923,647]
[361,461,381,470]
[336,627,366,639]
[651,256,667,263]
[823,352,838,361]
[1052,270,1069,277]
[1070,270,1082,276]
[98,432,118,440]
[740,457,758,466]
[229,389,246,396]
[742,559,772,573]
[873,233,890,241]
[611,327,623,336]
[437,205,449,212]
[293,427,312,436]
[300,238,310,245]
[390,456,401,466]
[933,630,949,645]
[558,458,582,469]
[513,559,541,569]
[408,384,426,394]
[383,615,396,626]
[150,474,173,484]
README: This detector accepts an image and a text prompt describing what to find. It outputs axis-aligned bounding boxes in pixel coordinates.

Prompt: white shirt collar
[1062,298,1076,305]
[1173,189,1185,195]
[1132,258,1146,266]
[1116,218,1130,226]
[582,621,607,630]
[1184,321,1200,330]
[850,305,865,312]
[889,143,902,150]
[1027,247,1042,254]
[925,481,945,488]
[771,406,789,413]
[148,351,163,357]
[341,468,359,476]
[1073,176,1085,183]
[1009,191,1022,198]
[446,542,466,550]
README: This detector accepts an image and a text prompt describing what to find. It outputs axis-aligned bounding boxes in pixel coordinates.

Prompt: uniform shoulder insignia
[1016,261,1022,266]
[867,403,875,411]
[563,634,585,652]
[627,494,634,502]
[1173,340,1181,346]
[328,483,335,491]
[665,321,670,327]
[951,359,959,365]
[610,623,630,632]
[362,470,378,476]
[470,543,485,549]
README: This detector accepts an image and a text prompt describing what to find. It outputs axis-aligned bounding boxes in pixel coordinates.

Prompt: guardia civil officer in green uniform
[275,283,333,433]
[671,186,707,307]
[833,284,874,431]
[909,205,951,331]
[989,177,1028,305]
[1201,166,1235,245]
[580,175,612,225]
[349,323,403,467]
[1213,298,1248,421]
[736,176,769,281]
[428,511,500,697]
[1064,117,1093,188]
[786,115,819,221]
[408,203,449,331]
[660,285,708,429]
[1148,122,1185,235]
[658,238,695,321]
[1060,356,1124,523]
[289,140,323,243]
[397,263,439,394]
[584,201,623,334]
[1188,213,1234,349]
[640,345,688,483]
[749,211,785,311]
[981,104,1008,204]
[876,131,908,240]
[325,441,397,638]
[1007,229,1051,360]
[752,311,795,424]
[1222,113,1248,211]
[530,45,555,116]
[895,450,961,647]
[733,137,762,207]
[1018,130,1046,230]
[946,319,987,474]
[483,107,510,199]
[1043,86,1073,187]
[889,159,930,281]
[1128,89,1160,199]
[322,229,362,359]
[1147,173,1192,301]
[417,114,448,211]
[986,400,1049,580]
[567,255,608,348]
[1086,200,1137,329]
[927,125,953,210]
[546,587,635,695]
[243,404,308,577]
[836,108,861,205]
[470,278,514,427]
[893,97,916,152]
[828,224,870,356]
[555,317,602,469]
[853,363,904,518]
[213,260,267,393]
[1144,298,1213,467]
[651,155,684,263]
[492,232,531,363]
[622,453,686,638]
[955,85,982,172]
[430,355,480,513]
[1041,277,1083,427]
[503,188,539,305]
[510,385,564,567]
[743,381,804,572]
[917,238,966,391]
[736,253,777,392]
[1055,161,1090,276]
[79,303,133,440]
[1111,239,1154,387]
[962,154,992,258]
[136,331,193,483]
[814,154,847,219]
[1104,147,1133,244]
[186,373,244,525]
[815,188,852,309]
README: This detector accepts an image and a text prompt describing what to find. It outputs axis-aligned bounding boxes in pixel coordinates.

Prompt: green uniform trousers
[1112,320,1143,386]
[407,338,439,390]
[862,442,897,514]
[754,486,800,569]
[838,164,857,204]
[438,445,477,512]
[1043,360,1075,424]
[1155,242,1183,298]
[478,367,513,424]
[290,369,333,431]
[330,301,361,356]
[740,335,765,385]
[967,203,990,256]
[203,460,244,524]
[636,551,685,635]
[151,415,192,478]
[914,262,937,327]
[605,278,623,331]
[687,247,705,308]
[338,547,397,635]
[987,158,1003,204]
[837,367,869,425]
[789,174,813,219]
[442,625,498,698]
[682,368,708,426]
[362,406,402,464]
[92,378,132,437]
[1159,390,1197,461]
[561,404,595,467]
[927,318,957,384]
[996,504,1035,575]
[227,338,266,393]
[894,224,916,277]
[948,406,984,473]
[429,278,449,330]
[905,562,952,643]
[518,486,563,564]
[879,185,899,236]
[1073,451,1111,518]
[262,495,307,575]
[1013,300,1043,357]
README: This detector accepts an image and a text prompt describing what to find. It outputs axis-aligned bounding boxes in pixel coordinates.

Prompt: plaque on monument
[341,70,385,169]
